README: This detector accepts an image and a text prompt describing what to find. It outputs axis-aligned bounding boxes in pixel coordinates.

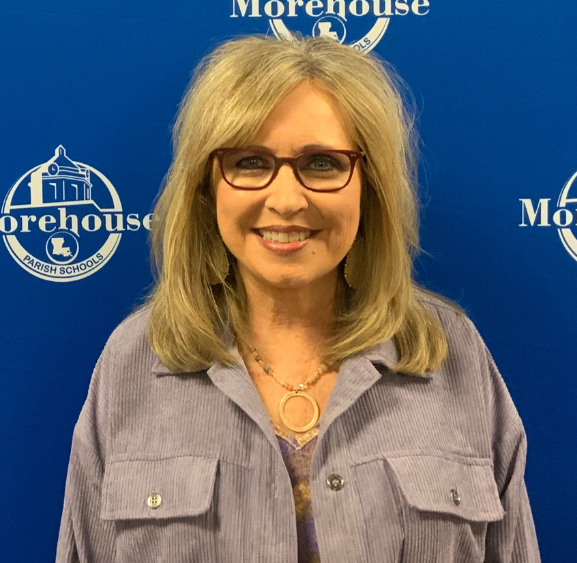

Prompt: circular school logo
[557,171,577,262]
[1,145,152,282]
[519,169,577,263]
[230,0,431,53]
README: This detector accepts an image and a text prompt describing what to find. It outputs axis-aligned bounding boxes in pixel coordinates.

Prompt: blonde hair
[147,34,449,375]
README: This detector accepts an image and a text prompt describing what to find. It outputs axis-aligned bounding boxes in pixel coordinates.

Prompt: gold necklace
[244,343,335,433]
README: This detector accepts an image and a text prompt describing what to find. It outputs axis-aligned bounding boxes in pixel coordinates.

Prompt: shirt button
[327,474,345,491]
[147,493,162,508]
[450,488,461,506]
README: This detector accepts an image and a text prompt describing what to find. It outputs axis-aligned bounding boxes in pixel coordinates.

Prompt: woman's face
[212,80,362,291]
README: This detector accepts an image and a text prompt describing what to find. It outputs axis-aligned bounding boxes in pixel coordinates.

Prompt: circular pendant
[279,390,320,433]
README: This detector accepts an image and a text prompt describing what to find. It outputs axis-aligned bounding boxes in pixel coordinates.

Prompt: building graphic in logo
[520,170,577,263]
[1,146,152,282]
[231,0,431,52]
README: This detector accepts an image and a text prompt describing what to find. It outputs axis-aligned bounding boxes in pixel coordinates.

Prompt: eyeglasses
[211,147,363,191]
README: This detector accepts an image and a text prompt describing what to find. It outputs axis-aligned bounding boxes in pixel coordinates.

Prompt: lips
[253,230,312,255]
[254,225,315,233]
[252,229,319,242]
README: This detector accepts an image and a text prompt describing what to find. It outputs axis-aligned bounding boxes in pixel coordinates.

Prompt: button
[450,488,461,506]
[147,493,162,508]
[327,474,344,491]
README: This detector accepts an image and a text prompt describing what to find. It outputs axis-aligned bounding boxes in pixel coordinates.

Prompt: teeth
[258,230,312,243]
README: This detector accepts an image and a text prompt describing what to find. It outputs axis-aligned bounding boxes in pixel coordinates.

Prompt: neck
[238,268,338,370]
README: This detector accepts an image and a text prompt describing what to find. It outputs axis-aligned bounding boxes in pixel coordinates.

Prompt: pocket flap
[101,455,218,520]
[386,454,505,522]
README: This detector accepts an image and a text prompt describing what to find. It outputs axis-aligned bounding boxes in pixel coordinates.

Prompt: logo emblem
[312,16,347,42]
[231,0,431,53]
[1,146,152,281]
[520,170,577,263]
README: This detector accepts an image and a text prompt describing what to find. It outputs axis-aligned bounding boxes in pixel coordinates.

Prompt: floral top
[274,422,321,563]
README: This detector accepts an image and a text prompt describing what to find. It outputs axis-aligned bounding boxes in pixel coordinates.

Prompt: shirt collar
[362,338,398,369]
[363,339,433,378]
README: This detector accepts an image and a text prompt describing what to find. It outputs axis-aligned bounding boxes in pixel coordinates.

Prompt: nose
[264,162,309,215]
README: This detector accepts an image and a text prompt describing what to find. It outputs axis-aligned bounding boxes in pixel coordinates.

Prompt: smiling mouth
[253,229,318,243]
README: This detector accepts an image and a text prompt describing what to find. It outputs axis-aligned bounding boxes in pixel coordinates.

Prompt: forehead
[250,80,354,150]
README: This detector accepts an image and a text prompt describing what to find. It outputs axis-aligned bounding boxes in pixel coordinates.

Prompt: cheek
[213,174,235,216]
[323,204,361,253]
[214,185,258,246]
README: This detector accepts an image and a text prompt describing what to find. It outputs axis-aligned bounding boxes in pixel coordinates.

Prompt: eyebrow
[243,143,343,153]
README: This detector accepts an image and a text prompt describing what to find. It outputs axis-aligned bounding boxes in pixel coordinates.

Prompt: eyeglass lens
[221,150,353,190]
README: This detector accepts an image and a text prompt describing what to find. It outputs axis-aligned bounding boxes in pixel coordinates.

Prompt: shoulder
[415,289,484,356]
[98,305,155,375]
[416,289,524,433]
[71,306,154,461]
[414,289,494,398]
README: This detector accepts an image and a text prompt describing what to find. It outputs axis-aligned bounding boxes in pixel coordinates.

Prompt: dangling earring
[344,235,364,289]
[208,235,230,285]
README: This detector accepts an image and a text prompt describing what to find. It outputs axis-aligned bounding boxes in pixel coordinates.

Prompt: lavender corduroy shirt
[55,296,541,562]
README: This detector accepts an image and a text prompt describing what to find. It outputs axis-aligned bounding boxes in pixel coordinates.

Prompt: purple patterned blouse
[274,421,321,563]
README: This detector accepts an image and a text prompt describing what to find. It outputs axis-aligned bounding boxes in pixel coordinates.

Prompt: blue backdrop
[1,2,575,561]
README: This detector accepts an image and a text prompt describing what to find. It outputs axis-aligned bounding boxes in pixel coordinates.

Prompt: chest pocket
[387,454,505,522]
[101,455,219,563]
[101,455,218,520]
[353,453,505,563]
[389,454,505,563]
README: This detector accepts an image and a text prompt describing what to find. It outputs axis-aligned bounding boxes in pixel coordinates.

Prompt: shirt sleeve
[478,338,541,562]
[55,351,117,562]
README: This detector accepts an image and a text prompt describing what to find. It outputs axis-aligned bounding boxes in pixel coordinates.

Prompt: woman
[56,35,540,562]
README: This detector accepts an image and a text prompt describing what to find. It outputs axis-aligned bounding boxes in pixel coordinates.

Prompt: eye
[300,153,346,173]
[234,154,272,170]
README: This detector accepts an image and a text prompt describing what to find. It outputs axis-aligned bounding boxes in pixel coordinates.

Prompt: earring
[208,235,230,285]
[344,235,364,289]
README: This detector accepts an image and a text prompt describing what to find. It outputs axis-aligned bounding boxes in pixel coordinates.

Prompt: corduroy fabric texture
[55,295,541,562]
